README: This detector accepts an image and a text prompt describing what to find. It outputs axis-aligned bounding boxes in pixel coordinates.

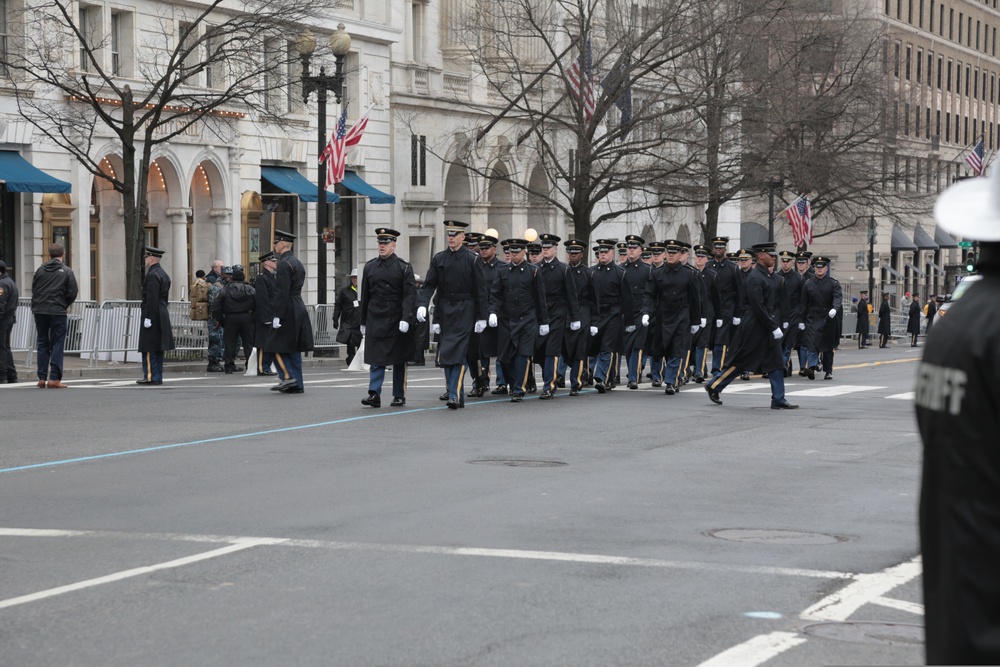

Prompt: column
[166,207,191,298]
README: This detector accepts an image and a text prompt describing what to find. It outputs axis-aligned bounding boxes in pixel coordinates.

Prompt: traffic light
[965,251,977,272]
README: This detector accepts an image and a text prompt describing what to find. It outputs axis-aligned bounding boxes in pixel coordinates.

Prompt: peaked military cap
[795,251,813,261]
[504,238,528,252]
[677,240,692,250]
[751,241,778,254]
[143,246,165,258]
[564,238,586,252]
[596,239,618,250]
[811,255,832,266]
[664,239,683,251]
[274,229,296,242]
[625,234,645,247]
[737,248,753,259]
[527,243,543,254]
[726,251,738,259]
[616,242,628,253]
[479,233,499,247]
[259,251,276,262]
[375,228,401,242]
[464,232,482,247]
[693,244,711,256]
[538,233,561,247]
[444,220,470,233]
[777,250,796,260]
[648,241,667,253]
[711,236,730,246]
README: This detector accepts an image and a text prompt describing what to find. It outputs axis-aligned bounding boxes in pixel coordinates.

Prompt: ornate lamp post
[296,24,351,305]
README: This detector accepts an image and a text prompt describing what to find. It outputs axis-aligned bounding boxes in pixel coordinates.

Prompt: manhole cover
[705,529,847,545]
[803,621,924,646]
[467,459,567,467]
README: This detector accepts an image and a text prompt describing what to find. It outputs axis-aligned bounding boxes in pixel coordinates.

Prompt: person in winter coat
[31,243,78,388]
[877,293,893,348]
[0,260,19,383]
[333,268,362,365]
[136,246,174,385]
[213,268,256,373]
[907,298,922,346]
[265,229,314,394]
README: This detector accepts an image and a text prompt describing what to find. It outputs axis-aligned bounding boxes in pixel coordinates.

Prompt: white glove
[416,306,427,322]
[488,313,498,328]
[733,317,742,325]
[361,325,366,335]
[641,314,650,327]
[828,308,837,318]
[570,321,581,331]
[474,319,486,334]
[589,326,598,336]
[432,323,441,335]
[539,324,550,336]
[143,318,152,328]
[700,318,707,328]
[715,319,723,328]
[398,321,409,333]
[798,322,805,330]
[272,317,281,329]
[772,327,784,340]
[782,322,788,329]
[690,325,699,334]
[625,325,636,333]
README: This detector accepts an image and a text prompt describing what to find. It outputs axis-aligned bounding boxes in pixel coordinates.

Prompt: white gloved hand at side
[361,325,366,335]
[700,318,707,328]
[398,321,409,333]
[828,308,837,318]
[589,326,598,336]
[733,317,742,325]
[798,322,806,330]
[272,317,281,329]
[416,306,427,322]
[625,325,636,333]
[690,325,699,334]
[782,322,788,329]
[143,318,152,328]
[432,323,441,335]
[641,314,650,327]
[473,320,485,334]
[570,321,581,331]
[772,327,784,340]
[488,313,498,328]
[715,319,723,328]
[539,324,550,336]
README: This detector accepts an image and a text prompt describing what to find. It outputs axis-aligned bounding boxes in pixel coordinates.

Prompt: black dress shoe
[135,380,162,385]
[207,364,224,372]
[390,397,406,407]
[798,369,807,377]
[628,381,638,390]
[259,370,277,376]
[694,375,704,384]
[467,386,485,398]
[556,375,565,388]
[361,391,381,407]
[805,367,816,380]
[771,401,799,410]
[824,372,833,380]
[526,383,537,394]
[446,400,459,410]
[740,371,751,381]
[569,388,580,396]
[664,384,676,395]
[280,386,304,394]
[651,380,662,388]
[491,384,508,395]
[539,389,553,400]
[439,392,450,401]
[510,394,523,402]
[272,379,297,392]
[594,380,606,394]
[706,386,722,405]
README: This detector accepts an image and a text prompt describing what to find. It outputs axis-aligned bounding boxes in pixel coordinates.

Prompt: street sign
[958,241,973,247]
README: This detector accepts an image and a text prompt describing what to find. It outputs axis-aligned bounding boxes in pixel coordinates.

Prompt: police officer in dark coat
[534,233,579,399]
[137,246,174,385]
[488,238,549,402]
[417,220,489,409]
[917,170,1000,665]
[777,250,805,376]
[801,256,843,380]
[691,244,718,382]
[620,234,650,390]
[855,289,871,348]
[213,268,256,373]
[705,242,797,409]
[333,268,362,365]
[253,252,278,375]
[641,239,702,394]
[877,293,893,348]
[589,239,633,393]
[561,239,594,396]
[265,229,314,394]
[707,236,743,374]
[360,228,416,408]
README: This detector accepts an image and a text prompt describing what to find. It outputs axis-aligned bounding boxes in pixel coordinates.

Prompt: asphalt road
[0,344,926,666]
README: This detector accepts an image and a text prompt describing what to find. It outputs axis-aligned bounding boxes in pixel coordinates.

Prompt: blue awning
[0,151,71,193]
[342,171,395,205]
[261,166,338,203]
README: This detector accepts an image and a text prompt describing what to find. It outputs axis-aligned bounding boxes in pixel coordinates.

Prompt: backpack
[190,279,210,320]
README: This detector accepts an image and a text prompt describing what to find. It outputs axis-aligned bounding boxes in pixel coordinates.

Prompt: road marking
[835,357,921,370]
[887,391,915,400]
[695,631,806,667]
[0,528,88,537]
[800,555,922,621]
[785,385,885,397]
[0,538,284,611]
[871,595,924,615]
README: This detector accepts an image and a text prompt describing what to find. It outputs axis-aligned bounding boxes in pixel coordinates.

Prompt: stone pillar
[210,208,233,265]
[166,207,192,298]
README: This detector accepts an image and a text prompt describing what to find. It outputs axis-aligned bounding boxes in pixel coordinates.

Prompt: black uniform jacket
[855,297,871,335]
[877,301,893,336]
[590,261,633,354]
[479,256,507,357]
[778,269,804,349]
[333,284,362,346]
[725,264,783,374]
[908,300,922,334]
[563,261,594,361]
[642,261,701,359]
[535,257,580,357]
[419,247,488,366]
[693,265,718,350]
[801,274,843,352]
[265,249,314,354]
[708,258,742,346]
[622,259,650,351]
[254,270,276,349]
[916,264,1000,666]
[361,253,417,367]
[0,273,19,324]
[490,260,549,361]
[138,263,175,353]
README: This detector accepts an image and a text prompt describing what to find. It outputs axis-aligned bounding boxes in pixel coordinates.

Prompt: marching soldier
[794,250,815,374]
[253,252,278,376]
[705,242,798,409]
[645,242,667,387]
[332,268,362,366]
[474,232,507,396]
[266,229,314,394]
[621,234,650,390]
[590,239,633,393]
[417,220,489,409]
[800,255,843,380]
[535,234,579,399]
[708,237,742,375]
[735,247,754,380]
[488,238,549,402]
[678,242,707,385]
[641,239,701,394]
[562,239,594,396]
[137,246,174,385]
[691,244,718,383]
[616,241,628,265]
[360,228,417,408]
[776,250,804,377]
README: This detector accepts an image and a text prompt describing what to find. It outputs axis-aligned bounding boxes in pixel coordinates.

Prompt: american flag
[565,37,596,122]
[321,109,370,188]
[964,136,985,176]
[785,196,813,248]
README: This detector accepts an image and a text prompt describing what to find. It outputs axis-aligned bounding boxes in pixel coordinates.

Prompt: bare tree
[2,0,323,297]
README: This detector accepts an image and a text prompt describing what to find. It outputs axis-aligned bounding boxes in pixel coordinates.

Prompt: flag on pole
[785,196,813,247]
[964,136,985,176]
[600,56,632,140]
[565,37,596,121]
[321,108,371,188]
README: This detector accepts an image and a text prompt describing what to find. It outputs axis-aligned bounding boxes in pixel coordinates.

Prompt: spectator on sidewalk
[213,268,255,374]
[0,260,19,383]
[205,266,230,372]
[206,260,223,284]
[31,243,78,388]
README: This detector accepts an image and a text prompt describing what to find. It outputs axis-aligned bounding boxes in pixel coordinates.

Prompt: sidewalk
[22,352,351,379]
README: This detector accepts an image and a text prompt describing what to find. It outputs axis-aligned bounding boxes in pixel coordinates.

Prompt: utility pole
[868,215,876,297]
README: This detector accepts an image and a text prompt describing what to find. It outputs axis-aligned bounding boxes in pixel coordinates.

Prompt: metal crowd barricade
[89,300,142,365]
[11,299,100,367]
[165,301,208,361]
[12,298,36,366]
[312,303,339,351]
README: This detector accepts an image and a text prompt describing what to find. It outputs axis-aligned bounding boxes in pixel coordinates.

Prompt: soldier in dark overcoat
[620,234,650,389]
[707,236,743,373]
[417,220,488,409]
[253,252,278,375]
[877,293,893,348]
[488,238,549,402]
[360,228,416,408]
[561,239,594,396]
[333,268,362,365]
[472,233,507,395]
[691,244,719,382]
[137,246,174,385]
[588,239,633,393]
[705,243,797,409]
[777,250,804,376]
[801,256,843,380]
[534,234,579,399]
[264,229,314,394]
[855,289,871,348]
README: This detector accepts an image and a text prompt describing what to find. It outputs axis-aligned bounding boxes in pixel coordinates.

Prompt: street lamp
[297,23,351,305]
[767,174,783,243]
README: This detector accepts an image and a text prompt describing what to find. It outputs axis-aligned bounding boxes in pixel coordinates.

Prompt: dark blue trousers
[35,314,68,381]
[369,364,406,398]
[141,351,164,383]
[274,352,303,389]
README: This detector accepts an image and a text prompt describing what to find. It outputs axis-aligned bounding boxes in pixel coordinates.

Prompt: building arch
[487,160,513,240]
[443,160,474,224]
[526,164,552,235]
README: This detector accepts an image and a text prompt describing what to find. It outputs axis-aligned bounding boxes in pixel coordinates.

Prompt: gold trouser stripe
[275,353,288,379]
[719,345,728,367]
[257,348,264,373]
[402,363,408,398]
[699,349,709,375]
[457,364,465,396]
[575,360,585,387]
[684,349,692,372]
[549,356,560,391]
[636,350,643,377]
[708,366,737,391]
[674,358,684,386]
[145,353,152,381]
[520,357,532,393]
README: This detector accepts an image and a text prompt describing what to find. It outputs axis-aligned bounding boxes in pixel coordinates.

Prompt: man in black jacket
[855,289,871,348]
[0,260,19,383]
[800,256,843,380]
[707,237,742,374]
[136,246,174,385]
[265,229,314,394]
[253,252,277,375]
[214,268,256,374]
[31,243,78,388]
[333,268,362,365]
